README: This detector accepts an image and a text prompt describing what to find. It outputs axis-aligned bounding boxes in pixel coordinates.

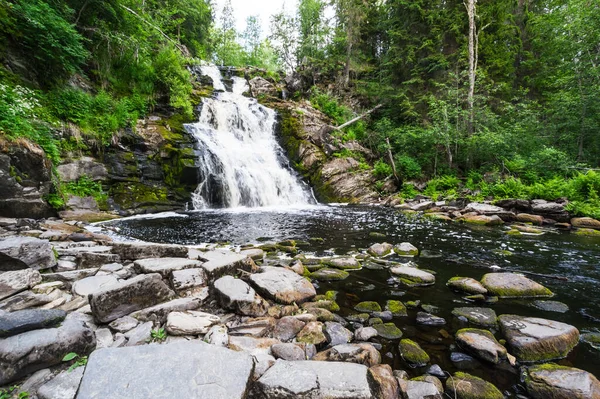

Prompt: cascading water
[187,65,314,209]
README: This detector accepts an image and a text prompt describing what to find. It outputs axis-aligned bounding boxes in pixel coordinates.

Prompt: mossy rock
[452,307,498,328]
[446,372,503,399]
[447,277,488,295]
[369,232,386,238]
[354,301,382,313]
[368,318,383,326]
[455,328,507,364]
[523,363,600,399]
[258,244,278,253]
[581,332,600,349]
[394,242,419,256]
[574,228,600,237]
[406,301,420,309]
[323,257,361,270]
[277,240,297,247]
[480,273,553,298]
[305,263,326,272]
[310,268,349,281]
[303,308,335,322]
[385,300,407,317]
[346,313,370,324]
[399,339,430,367]
[302,299,340,313]
[506,229,523,236]
[390,265,435,287]
[373,322,403,340]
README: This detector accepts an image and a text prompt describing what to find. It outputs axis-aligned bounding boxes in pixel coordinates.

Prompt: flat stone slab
[38,367,84,399]
[0,269,42,300]
[199,250,253,280]
[76,341,254,399]
[166,310,220,335]
[249,266,316,305]
[170,268,207,294]
[499,315,579,362]
[110,242,189,260]
[524,364,600,399]
[0,236,57,271]
[390,266,435,286]
[252,360,373,398]
[213,275,268,316]
[481,273,553,298]
[532,300,569,313]
[130,297,203,324]
[452,307,497,328]
[0,309,66,338]
[133,258,202,277]
[72,275,119,297]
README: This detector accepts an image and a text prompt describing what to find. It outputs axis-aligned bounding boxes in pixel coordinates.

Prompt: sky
[212,0,298,38]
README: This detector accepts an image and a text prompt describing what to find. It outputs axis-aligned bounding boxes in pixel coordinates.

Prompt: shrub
[395,154,421,180]
[527,177,570,201]
[309,88,351,125]
[153,46,194,117]
[373,160,392,179]
[488,177,528,199]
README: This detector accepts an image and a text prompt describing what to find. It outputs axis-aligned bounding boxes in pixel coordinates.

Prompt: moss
[354,301,382,313]
[325,290,338,301]
[574,228,600,237]
[406,301,420,309]
[369,231,386,238]
[506,229,523,236]
[385,300,408,317]
[399,339,430,367]
[277,239,296,247]
[373,322,403,340]
[110,182,170,209]
[310,268,349,281]
[302,299,340,313]
[346,313,370,323]
[447,372,504,399]
[368,318,383,325]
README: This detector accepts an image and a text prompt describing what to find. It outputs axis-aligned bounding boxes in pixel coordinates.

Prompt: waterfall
[187,65,314,209]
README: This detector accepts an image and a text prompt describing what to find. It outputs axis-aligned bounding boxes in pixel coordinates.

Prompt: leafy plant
[62,352,87,372]
[150,328,167,342]
[373,160,392,179]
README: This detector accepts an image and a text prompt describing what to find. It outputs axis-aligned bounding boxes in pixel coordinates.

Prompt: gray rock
[72,275,119,297]
[0,236,57,271]
[313,343,381,367]
[130,297,203,324]
[523,364,600,399]
[43,268,99,283]
[77,252,120,269]
[56,260,77,272]
[110,242,189,261]
[271,343,307,361]
[252,359,373,398]
[450,351,481,370]
[416,312,446,326]
[0,318,96,385]
[447,277,488,295]
[324,321,353,346]
[367,243,393,257]
[228,336,281,356]
[213,275,269,316]
[108,316,139,333]
[38,367,85,399]
[100,263,123,273]
[95,328,113,349]
[76,341,254,399]
[0,290,52,311]
[199,250,255,281]
[19,368,54,396]
[390,265,435,286]
[240,248,264,260]
[0,268,42,300]
[249,266,316,305]
[324,257,361,270]
[394,242,419,256]
[124,321,153,346]
[170,268,207,295]
[481,273,553,298]
[204,325,229,347]
[532,300,569,313]
[0,308,66,338]
[133,257,202,277]
[252,353,276,380]
[89,273,175,323]
[452,307,497,328]
[426,364,445,378]
[166,311,220,335]
[273,316,306,341]
[445,372,503,399]
[355,326,378,341]
[368,364,399,399]
[456,328,507,364]
[399,380,442,399]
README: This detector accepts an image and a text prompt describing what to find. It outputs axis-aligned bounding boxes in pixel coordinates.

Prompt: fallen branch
[333,104,383,131]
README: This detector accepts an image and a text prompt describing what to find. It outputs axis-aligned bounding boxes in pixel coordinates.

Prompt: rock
[130,297,202,324]
[200,250,255,281]
[0,236,57,271]
[228,316,276,337]
[0,308,66,338]
[72,275,119,297]
[240,248,264,260]
[252,359,373,398]
[373,323,403,340]
[324,257,361,270]
[517,213,544,225]
[450,351,481,370]
[390,265,435,286]
[416,312,446,326]
[426,364,445,378]
[56,260,77,271]
[57,157,107,182]
[166,310,220,335]
[399,380,442,399]
[367,243,393,257]
[297,321,326,345]
[110,242,189,261]
[581,332,600,349]
[498,315,579,362]
[399,339,430,367]
[0,290,52,312]
[302,299,340,313]
[273,316,306,341]
[355,326,378,341]
[42,268,99,283]
[394,242,419,256]
[532,300,569,313]
[481,273,553,298]
[108,315,139,333]
[249,266,316,305]
[133,257,202,277]
[523,363,600,399]
[571,217,600,230]
[19,368,54,396]
[77,341,253,399]
[204,324,229,347]
[0,318,95,385]
[124,321,153,346]
[95,328,113,349]
[452,307,497,328]
[32,281,65,294]
[368,364,399,399]
[228,336,280,357]
[77,252,120,269]
[248,76,278,97]
[169,268,207,296]
[447,277,488,295]
[324,321,353,346]
[89,273,175,323]
[310,268,350,281]
[213,275,269,316]
[354,301,382,313]
[271,343,307,361]
[37,367,84,399]
[456,328,507,364]
[0,269,42,300]
[445,372,503,399]
[457,214,504,226]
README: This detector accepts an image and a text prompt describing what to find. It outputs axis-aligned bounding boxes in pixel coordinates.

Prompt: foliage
[153,46,193,117]
[150,328,167,342]
[373,160,392,179]
[62,352,88,372]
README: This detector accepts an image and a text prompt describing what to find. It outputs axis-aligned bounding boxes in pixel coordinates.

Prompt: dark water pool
[103,205,600,393]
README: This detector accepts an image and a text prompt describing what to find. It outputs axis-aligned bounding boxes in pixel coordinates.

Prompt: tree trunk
[465,0,477,136]
[385,137,402,187]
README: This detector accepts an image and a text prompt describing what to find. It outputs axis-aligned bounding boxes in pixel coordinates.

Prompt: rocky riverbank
[1,216,599,398]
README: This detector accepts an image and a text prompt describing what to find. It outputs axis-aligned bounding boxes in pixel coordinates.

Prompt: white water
[187,66,314,209]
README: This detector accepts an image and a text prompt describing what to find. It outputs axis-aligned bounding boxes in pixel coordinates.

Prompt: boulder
[452,307,497,328]
[76,252,120,269]
[57,157,107,182]
[447,277,488,295]
[228,316,276,337]
[0,308,66,338]
[0,236,57,271]
[355,326,378,341]
[385,300,408,317]
[124,321,152,346]
[324,257,361,270]
[571,217,600,230]
[481,273,553,298]
[37,366,85,399]
[445,372,503,399]
[517,213,544,225]
[0,290,52,312]
[373,323,403,340]
[249,266,316,305]
[273,316,306,342]
[498,315,579,362]
[248,76,278,97]
[456,214,504,226]
[89,273,175,323]
[399,380,442,399]
[0,269,42,300]
[323,321,353,346]
[76,341,254,399]
[204,325,229,347]
[398,339,430,367]
[108,316,139,333]
[456,328,507,364]
[416,312,446,326]
[367,243,393,257]
[169,268,207,296]
[354,301,382,313]
[213,275,269,316]
[310,268,350,281]
[42,268,99,283]
[0,318,96,385]
[532,300,569,313]
[199,250,255,281]
[523,363,600,399]
[133,257,202,277]
[228,336,281,356]
[296,321,327,345]
[72,275,119,297]
[368,364,399,399]
[166,310,220,335]
[110,242,189,261]
[390,265,435,287]
[271,343,307,361]
[394,242,419,256]
[252,360,374,398]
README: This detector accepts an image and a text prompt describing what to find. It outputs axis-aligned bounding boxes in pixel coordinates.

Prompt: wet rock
[170,268,207,296]
[108,315,139,333]
[124,321,152,346]
[0,268,42,300]
[77,341,253,399]
[445,372,503,399]
[273,316,306,341]
[347,313,370,323]
[271,343,307,361]
[249,266,316,305]
[355,326,378,341]
[450,351,481,370]
[517,213,544,225]
[532,300,569,313]
[297,321,327,345]
[372,310,393,321]
[390,265,435,286]
[571,217,600,230]
[37,366,84,399]
[481,273,553,298]
[0,308,66,338]
[368,364,399,399]
[214,275,269,316]
[110,242,189,261]
[385,300,408,317]
[324,257,361,270]
[200,250,255,281]
[452,307,498,328]
[0,318,96,385]
[394,242,419,256]
[456,328,507,364]
[367,243,393,257]
[0,290,52,311]
[166,310,220,335]
[131,297,203,324]
[89,273,175,323]
[447,277,488,295]
[72,275,119,297]
[416,312,446,326]
[398,380,442,399]
[581,332,600,349]
[204,324,229,347]
[354,301,382,313]
[426,364,446,378]
[457,214,504,226]
[310,267,350,281]
[133,257,202,277]
[523,363,600,399]
[0,236,57,271]
[312,343,381,367]
[499,315,579,362]
[399,339,430,367]
[324,321,353,346]
[373,322,403,340]
[252,359,373,398]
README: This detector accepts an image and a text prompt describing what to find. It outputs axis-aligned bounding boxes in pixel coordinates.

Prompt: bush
[487,177,528,199]
[395,154,421,180]
[153,46,194,117]
[527,177,570,201]
[309,88,351,125]
[373,160,392,179]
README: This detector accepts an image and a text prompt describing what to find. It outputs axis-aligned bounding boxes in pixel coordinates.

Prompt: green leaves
[62,352,78,362]
[62,352,88,371]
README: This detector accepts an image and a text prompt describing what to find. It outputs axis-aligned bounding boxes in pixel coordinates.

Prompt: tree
[269,7,298,71]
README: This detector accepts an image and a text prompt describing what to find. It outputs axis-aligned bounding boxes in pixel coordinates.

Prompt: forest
[0,0,599,217]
